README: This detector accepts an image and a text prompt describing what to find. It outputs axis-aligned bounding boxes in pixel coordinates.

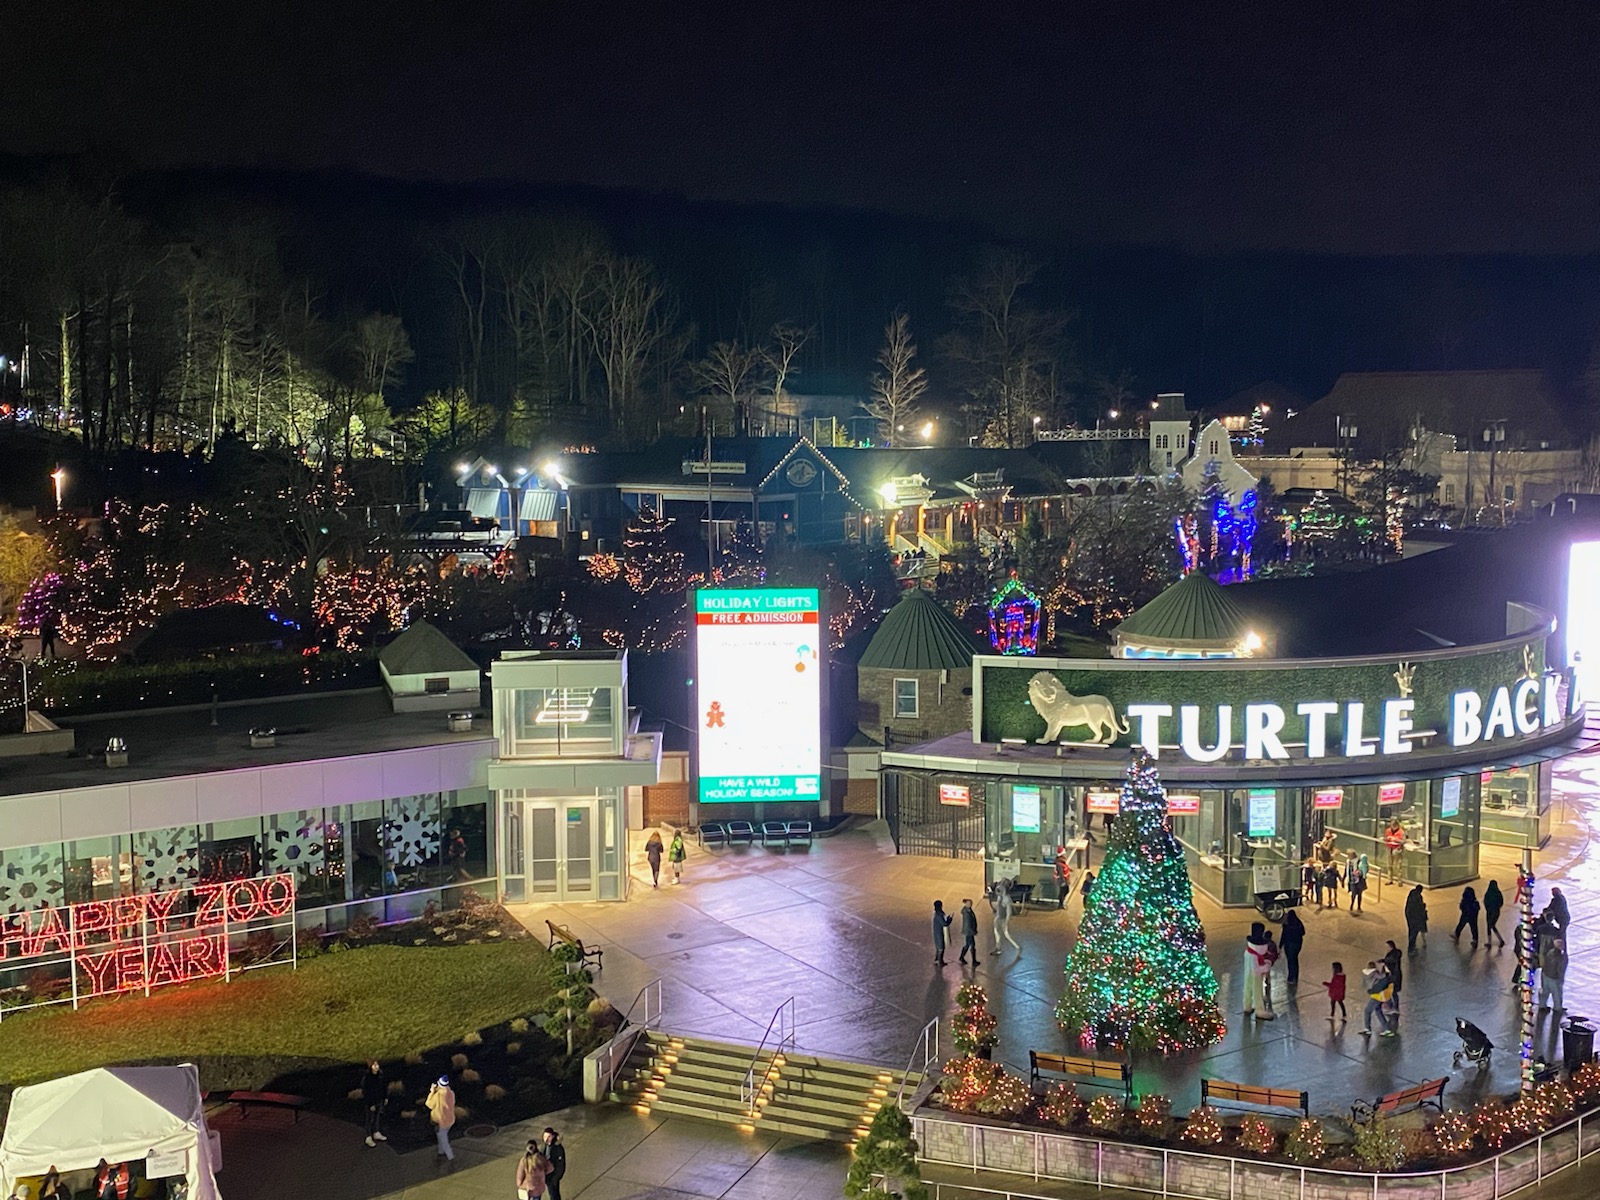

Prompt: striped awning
[519,488,559,522]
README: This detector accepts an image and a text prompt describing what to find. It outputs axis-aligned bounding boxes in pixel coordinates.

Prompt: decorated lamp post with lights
[987,573,1042,656]
[1055,748,1225,1053]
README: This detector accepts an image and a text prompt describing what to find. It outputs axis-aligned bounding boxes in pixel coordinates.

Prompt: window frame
[893,677,920,719]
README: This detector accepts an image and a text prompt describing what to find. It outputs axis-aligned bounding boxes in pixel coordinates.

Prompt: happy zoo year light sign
[0,874,296,1004]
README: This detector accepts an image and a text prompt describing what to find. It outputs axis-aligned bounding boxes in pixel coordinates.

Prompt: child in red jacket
[1323,962,1347,1023]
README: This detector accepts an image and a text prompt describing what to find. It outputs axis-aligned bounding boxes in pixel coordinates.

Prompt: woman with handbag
[516,1141,551,1200]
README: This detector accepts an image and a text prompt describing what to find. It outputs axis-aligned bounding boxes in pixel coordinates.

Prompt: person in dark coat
[1453,886,1481,948]
[931,900,952,967]
[361,1059,389,1146]
[541,1128,568,1200]
[1382,940,1404,1014]
[1483,880,1507,947]
[1545,887,1571,932]
[644,831,664,888]
[1405,886,1428,953]
[1279,910,1306,986]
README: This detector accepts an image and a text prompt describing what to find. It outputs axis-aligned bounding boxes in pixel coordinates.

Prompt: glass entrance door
[521,800,598,901]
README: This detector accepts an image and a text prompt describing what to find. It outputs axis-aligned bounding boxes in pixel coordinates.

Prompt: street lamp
[50,467,64,514]
[1335,415,1358,495]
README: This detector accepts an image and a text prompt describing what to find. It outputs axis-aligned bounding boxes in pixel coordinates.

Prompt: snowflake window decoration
[0,844,66,912]
[385,794,442,866]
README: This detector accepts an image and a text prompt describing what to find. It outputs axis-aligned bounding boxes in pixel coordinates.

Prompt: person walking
[1382,816,1406,883]
[426,1075,456,1161]
[360,1059,388,1147]
[541,1129,567,1200]
[990,882,1021,955]
[1545,886,1571,932]
[667,829,686,884]
[1359,961,1395,1037]
[931,900,952,966]
[957,897,979,964]
[644,831,664,888]
[515,1140,550,1200]
[1053,848,1072,909]
[1323,962,1347,1023]
[1242,923,1275,1019]
[1382,940,1404,1014]
[1453,886,1481,948]
[1483,879,1507,947]
[1539,936,1568,1015]
[1279,909,1306,986]
[1404,885,1428,953]
[1079,870,1095,906]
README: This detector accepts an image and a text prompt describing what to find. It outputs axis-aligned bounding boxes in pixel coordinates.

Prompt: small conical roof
[859,588,981,671]
[1115,573,1252,648]
[379,621,478,675]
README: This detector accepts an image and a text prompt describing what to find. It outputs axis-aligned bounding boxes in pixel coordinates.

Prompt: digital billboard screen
[696,588,822,803]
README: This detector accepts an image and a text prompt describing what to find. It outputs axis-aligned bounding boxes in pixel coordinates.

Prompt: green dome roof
[1115,573,1253,648]
[859,588,981,671]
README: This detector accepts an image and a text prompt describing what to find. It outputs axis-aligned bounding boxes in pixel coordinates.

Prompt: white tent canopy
[0,1066,220,1200]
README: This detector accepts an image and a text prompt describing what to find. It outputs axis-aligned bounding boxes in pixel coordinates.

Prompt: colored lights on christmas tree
[987,573,1041,655]
[1054,748,1225,1054]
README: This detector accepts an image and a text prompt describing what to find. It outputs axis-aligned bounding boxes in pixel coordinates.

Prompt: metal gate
[883,769,985,860]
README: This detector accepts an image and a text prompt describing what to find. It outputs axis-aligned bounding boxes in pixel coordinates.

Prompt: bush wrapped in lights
[951,983,999,1057]
[1282,1118,1326,1165]
[1178,1105,1223,1146]
[1085,1094,1125,1132]
[1471,1100,1514,1149]
[1055,749,1225,1053]
[1432,1111,1475,1157]
[1352,1118,1408,1171]
[1035,1082,1083,1129]
[1237,1116,1278,1155]
[1134,1094,1172,1138]
[939,1055,1032,1118]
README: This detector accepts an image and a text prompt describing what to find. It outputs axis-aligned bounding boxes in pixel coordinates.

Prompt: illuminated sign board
[1086,790,1120,813]
[1568,541,1600,694]
[696,588,822,803]
[1247,789,1277,838]
[1166,793,1201,815]
[0,874,296,1008]
[1012,785,1042,832]
[1441,776,1462,819]
[1379,782,1406,805]
[1313,788,1344,810]
[939,784,971,806]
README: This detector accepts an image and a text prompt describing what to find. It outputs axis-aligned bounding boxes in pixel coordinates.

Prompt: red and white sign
[939,784,971,806]
[1313,788,1344,810]
[1086,790,1120,814]
[1166,793,1200,815]
[1481,769,1495,785]
[1379,782,1406,805]
[0,874,296,1004]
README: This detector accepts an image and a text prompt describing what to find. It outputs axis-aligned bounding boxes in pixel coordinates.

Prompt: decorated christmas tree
[1055,749,1225,1054]
[844,1102,928,1200]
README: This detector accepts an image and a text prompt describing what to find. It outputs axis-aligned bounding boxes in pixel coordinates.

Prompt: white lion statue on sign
[1028,672,1128,745]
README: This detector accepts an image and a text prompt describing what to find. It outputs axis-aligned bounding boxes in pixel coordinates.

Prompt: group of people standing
[1512,885,1573,1015]
[933,879,1033,967]
[1301,830,1372,912]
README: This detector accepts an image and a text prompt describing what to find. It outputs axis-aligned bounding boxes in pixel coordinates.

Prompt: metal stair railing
[741,996,796,1116]
[896,1016,940,1108]
[593,978,662,1099]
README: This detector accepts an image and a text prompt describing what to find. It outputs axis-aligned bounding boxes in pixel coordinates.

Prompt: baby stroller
[1453,1017,1494,1070]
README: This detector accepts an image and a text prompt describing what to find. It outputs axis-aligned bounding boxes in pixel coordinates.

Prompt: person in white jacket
[990,881,1021,955]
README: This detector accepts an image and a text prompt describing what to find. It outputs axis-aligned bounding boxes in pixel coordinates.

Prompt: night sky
[6,2,1599,255]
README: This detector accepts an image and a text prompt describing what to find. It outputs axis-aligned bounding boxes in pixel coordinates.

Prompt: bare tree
[861,312,927,447]
[759,321,812,434]
[689,340,762,433]
[353,313,414,406]
[583,254,679,436]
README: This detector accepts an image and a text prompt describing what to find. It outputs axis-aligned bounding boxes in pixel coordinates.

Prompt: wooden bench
[1029,1050,1132,1101]
[760,821,790,847]
[698,821,728,848]
[727,820,755,845]
[546,919,604,970]
[786,820,814,845]
[1351,1076,1447,1124]
[1201,1078,1309,1116]
[226,1090,310,1122]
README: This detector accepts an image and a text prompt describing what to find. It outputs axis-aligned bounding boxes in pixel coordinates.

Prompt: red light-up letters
[0,874,296,999]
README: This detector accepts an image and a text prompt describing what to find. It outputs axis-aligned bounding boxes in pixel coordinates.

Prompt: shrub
[1283,1118,1326,1165]
[485,1084,507,1102]
[510,1017,530,1034]
[1571,1060,1600,1101]
[463,1030,484,1047]
[506,1041,523,1056]
[1534,1081,1575,1125]
[940,1056,1032,1118]
[346,915,379,941]
[1432,1111,1474,1156]
[1134,1094,1171,1138]
[1179,1106,1223,1146]
[404,1051,425,1066]
[459,1068,481,1084]
[1035,1083,1082,1128]
[1086,1095,1125,1132]
[1237,1116,1277,1155]
[951,983,999,1056]
[450,1053,469,1070]
[455,1104,471,1121]
[345,1087,363,1102]
[1353,1118,1407,1171]
[387,1080,405,1095]
[1506,1097,1540,1133]
[1472,1100,1514,1149]
[295,926,327,958]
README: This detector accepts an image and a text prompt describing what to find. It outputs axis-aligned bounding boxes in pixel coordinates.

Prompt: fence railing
[741,996,796,1116]
[587,978,662,1101]
[912,1103,1600,1200]
[897,1017,940,1108]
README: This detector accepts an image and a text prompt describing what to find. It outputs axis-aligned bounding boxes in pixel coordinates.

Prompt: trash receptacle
[1562,1016,1594,1071]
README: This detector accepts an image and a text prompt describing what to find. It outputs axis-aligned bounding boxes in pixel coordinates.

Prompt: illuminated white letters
[1544,673,1562,728]
[1344,702,1375,756]
[1243,703,1289,760]
[1179,704,1232,763]
[1126,703,1173,757]
[1484,685,1516,740]
[1381,698,1415,755]
[1512,679,1540,735]
[1297,701,1340,758]
[1452,691,1482,747]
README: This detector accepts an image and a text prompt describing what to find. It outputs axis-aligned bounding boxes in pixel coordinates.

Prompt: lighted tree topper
[987,574,1042,655]
[1055,749,1225,1053]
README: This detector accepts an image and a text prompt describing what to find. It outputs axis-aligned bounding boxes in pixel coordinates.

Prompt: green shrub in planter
[845,1103,927,1200]
[1283,1118,1326,1165]
[1353,1118,1407,1171]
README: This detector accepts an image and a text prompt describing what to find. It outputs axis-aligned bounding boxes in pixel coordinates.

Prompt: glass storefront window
[0,842,66,912]
[343,801,388,900]
[509,686,618,757]
[1480,763,1551,848]
[441,790,489,887]
[199,818,263,885]
[263,810,336,909]
[62,837,131,904]
[132,826,199,893]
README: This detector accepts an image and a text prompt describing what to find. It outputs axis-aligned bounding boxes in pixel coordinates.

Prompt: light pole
[50,467,65,514]
[1483,420,1506,526]
[1335,415,1358,496]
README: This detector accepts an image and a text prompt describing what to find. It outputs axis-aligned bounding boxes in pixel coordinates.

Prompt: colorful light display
[1054,749,1225,1054]
[987,574,1042,655]
[0,874,296,1010]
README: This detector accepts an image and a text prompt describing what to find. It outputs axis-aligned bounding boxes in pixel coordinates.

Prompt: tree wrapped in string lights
[1055,748,1225,1053]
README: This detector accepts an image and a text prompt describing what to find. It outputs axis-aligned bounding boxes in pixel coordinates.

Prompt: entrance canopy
[0,1065,220,1200]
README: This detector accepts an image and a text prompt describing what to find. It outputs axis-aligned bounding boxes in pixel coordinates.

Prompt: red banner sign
[1086,790,1120,814]
[1379,782,1406,804]
[1313,788,1344,810]
[1165,793,1200,815]
[939,784,971,806]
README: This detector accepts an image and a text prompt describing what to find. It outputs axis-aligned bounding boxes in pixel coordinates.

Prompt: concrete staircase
[608,1029,921,1144]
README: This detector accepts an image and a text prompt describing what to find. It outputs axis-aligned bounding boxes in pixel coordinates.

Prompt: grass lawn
[0,940,559,1089]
